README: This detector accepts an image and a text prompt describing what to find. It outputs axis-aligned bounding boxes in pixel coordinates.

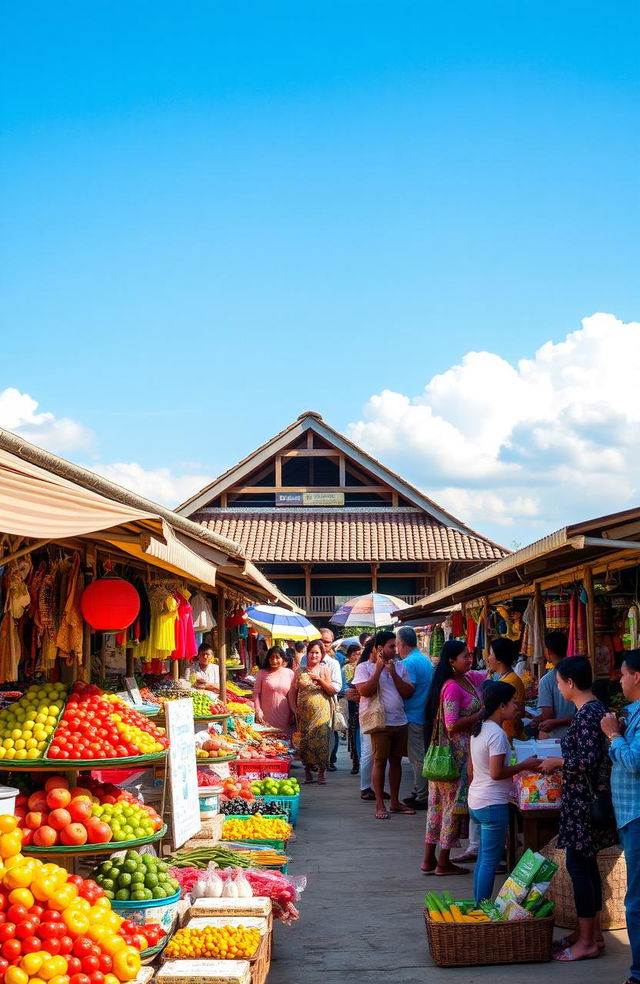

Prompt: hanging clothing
[522,594,546,664]
[172,591,198,660]
[0,558,32,681]
[55,553,84,664]
[191,593,215,633]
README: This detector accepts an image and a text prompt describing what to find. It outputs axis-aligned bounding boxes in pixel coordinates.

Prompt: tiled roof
[194,509,507,564]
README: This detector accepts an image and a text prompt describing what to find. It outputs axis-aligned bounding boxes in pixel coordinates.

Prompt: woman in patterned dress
[422,641,486,875]
[289,639,334,784]
[540,655,617,962]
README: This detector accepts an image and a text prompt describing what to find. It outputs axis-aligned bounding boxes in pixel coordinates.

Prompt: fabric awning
[105,521,218,590]
[0,447,160,540]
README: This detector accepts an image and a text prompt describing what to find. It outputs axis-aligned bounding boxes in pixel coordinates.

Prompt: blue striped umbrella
[245,605,320,641]
[330,592,408,628]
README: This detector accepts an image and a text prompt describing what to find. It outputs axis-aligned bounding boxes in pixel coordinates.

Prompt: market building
[177,411,506,622]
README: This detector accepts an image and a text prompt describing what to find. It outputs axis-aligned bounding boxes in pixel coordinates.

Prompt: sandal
[553,936,605,953]
[552,947,600,962]
[360,789,376,800]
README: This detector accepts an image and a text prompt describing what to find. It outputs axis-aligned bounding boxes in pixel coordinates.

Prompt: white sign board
[125,678,143,704]
[165,699,201,848]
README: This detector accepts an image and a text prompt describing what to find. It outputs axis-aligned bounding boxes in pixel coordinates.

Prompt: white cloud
[89,462,212,509]
[0,387,210,509]
[0,387,94,452]
[348,313,640,542]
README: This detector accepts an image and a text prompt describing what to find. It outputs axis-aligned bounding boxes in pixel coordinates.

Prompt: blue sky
[1,2,639,545]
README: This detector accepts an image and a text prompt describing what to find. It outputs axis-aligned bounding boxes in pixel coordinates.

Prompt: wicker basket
[541,837,627,930]
[423,910,554,967]
[249,932,270,984]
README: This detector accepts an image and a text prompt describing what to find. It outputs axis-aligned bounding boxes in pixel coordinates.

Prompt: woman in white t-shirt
[468,681,541,904]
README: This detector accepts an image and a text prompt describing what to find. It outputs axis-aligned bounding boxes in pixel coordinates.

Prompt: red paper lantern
[81,577,140,631]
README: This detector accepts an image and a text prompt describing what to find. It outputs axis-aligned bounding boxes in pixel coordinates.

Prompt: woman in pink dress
[253,646,295,735]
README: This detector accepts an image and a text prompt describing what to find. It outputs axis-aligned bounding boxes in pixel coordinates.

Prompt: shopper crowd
[253,626,640,982]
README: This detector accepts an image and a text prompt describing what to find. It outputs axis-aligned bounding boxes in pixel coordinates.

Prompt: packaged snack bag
[501,899,533,921]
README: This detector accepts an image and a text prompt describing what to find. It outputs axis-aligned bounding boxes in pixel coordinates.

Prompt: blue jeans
[469,804,509,904]
[619,817,640,981]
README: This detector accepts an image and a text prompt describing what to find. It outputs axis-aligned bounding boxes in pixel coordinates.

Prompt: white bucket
[0,786,19,816]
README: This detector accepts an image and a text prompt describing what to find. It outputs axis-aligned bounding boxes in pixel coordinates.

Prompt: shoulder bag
[422,702,460,781]
[329,695,348,732]
[360,687,386,734]
[585,773,615,828]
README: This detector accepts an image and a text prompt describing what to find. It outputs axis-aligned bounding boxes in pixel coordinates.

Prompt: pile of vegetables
[221,816,291,842]
[425,892,490,923]
[165,925,261,960]
[167,865,305,923]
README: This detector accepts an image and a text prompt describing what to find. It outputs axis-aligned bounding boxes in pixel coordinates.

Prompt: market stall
[0,428,306,984]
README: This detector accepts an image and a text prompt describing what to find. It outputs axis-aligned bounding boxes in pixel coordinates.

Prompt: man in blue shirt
[601,649,640,984]
[396,625,434,809]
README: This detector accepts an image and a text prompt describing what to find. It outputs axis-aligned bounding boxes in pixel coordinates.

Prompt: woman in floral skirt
[540,655,617,962]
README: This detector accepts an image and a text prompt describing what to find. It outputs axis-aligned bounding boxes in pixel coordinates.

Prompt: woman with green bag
[421,641,486,876]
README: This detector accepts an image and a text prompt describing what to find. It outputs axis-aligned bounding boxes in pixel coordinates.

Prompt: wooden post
[80,544,97,684]
[303,565,312,612]
[217,587,227,705]
[584,565,596,670]
[534,582,544,679]
[371,563,379,592]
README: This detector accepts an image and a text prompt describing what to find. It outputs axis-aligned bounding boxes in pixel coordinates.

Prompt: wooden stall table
[507,803,561,869]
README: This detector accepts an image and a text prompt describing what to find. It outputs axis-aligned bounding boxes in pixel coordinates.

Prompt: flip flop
[553,937,605,953]
[360,790,376,800]
[389,806,416,814]
[434,866,470,876]
[552,947,600,962]
[421,868,437,875]
[375,810,389,820]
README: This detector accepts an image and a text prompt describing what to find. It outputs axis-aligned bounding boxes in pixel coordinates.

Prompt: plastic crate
[255,793,300,825]
[233,758,291,781]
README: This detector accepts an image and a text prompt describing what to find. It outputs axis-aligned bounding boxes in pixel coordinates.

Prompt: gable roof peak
[298,410,323,422]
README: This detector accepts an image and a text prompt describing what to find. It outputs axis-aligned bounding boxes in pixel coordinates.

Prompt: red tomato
[120,921,137,935]
[81,955,99,973]
[0,925,16,942]
[0,957,8,976]
[89,974,105,984]
[72,938,94,959]
[42,938,61,955]
[28,906,45,920]
[0,913,6,926]
[6,906,27,925]
[70,974,91,984]
[21,937,42,954]
[68,876,84,889]
[67,956,83,975]
[0,894,8,912]
[2,939,21,961]
[59,935,74,954]
[97,954,112,974]
[15,920,36,941]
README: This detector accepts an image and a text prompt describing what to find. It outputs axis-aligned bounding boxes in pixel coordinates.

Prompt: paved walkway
[269,748,630,984]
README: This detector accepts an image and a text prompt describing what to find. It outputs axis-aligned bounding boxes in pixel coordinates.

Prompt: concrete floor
[269,748,630,984]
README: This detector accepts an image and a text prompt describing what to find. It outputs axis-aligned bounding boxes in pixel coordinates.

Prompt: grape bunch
[219,798,287,817]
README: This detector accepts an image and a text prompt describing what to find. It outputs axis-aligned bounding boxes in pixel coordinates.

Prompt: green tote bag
[422,704,460,781]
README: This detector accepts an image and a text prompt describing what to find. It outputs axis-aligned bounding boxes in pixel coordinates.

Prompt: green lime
[131,890,146,901]
[101,879,115,892]
[144,873,158,889]
[99,860,113,875]
[142,888,153,900]
[152,887,166,900]
[104,890,115,900]
[131,872,145,884]
[141,855,154,866]
[115,889,130,901]
[126,849,138,860]
[118,873,132,888]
